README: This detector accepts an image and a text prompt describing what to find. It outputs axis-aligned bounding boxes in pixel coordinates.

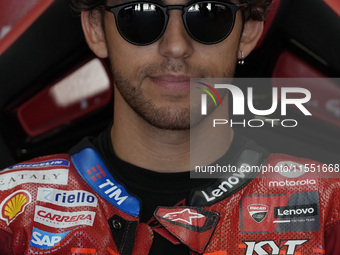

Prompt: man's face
[99,0,251,130]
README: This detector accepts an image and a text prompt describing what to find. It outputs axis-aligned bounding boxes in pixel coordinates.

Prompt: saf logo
[30,227,70,249]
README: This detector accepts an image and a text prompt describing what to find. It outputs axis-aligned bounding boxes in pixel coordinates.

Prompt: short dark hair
[70,0,273,21]
[240,0,273,21]
[70,0,106,13]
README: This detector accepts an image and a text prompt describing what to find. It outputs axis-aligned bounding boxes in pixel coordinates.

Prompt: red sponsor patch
[247,204,269,223]
[160,208,206,227]
[155,207,219,253]
[240,192,320,234]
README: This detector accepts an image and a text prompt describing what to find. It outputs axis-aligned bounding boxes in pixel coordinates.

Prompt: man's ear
[238,20,264,59]
[81,10,108,58]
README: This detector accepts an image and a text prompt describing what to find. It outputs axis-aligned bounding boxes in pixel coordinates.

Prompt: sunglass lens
[186,2,234,44]
[117,3,165,45]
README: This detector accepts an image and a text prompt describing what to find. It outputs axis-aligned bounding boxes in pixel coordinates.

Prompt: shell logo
[0,190,32,225]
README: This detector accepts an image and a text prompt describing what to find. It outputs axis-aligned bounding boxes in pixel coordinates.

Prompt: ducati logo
[247,204,269,223]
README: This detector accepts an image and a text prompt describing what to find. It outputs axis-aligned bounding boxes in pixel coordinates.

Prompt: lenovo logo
[274,204,318,219]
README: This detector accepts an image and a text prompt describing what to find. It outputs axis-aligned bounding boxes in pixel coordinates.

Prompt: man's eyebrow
[112,0,160,5]
[110,0,192,6]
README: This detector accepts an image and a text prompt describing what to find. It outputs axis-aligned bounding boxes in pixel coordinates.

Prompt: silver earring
[238,51,245,65]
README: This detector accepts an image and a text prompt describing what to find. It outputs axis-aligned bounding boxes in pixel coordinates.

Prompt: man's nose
[158,10,194,60]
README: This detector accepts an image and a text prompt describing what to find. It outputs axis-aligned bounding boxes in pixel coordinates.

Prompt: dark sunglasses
[102,1,247,46]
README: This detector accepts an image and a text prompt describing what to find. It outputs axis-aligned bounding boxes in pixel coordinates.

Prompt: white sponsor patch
[0,169,69,191]
[268,178,316,188]
[37,188,98,207]
[0,26,11,39]
[34,206,95,228]
[275,161,307,178]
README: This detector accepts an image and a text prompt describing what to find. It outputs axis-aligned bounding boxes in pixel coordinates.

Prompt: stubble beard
[110,60,234,131]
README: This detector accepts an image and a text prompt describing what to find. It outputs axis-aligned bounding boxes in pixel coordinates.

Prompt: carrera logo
[34,206,95,228]
[242,239,308,255]
[274,204,318,219]
[0,169,68,191]
[37,188,98,208]
[30,227,70,249]
[162,208,206,226]
[0,190,32,225]
[268,179,316,188]
[247,204,269,223]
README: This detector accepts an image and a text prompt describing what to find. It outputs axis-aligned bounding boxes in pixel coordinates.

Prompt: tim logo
[196,82,223,115]
[86,165,107,181]
[86,165,128,206]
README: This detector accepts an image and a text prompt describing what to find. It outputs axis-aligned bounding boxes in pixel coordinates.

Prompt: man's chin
[142,108,208,131]
[142,111,191,131]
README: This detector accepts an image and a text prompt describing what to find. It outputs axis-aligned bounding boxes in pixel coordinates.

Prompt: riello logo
[198,83,312,128]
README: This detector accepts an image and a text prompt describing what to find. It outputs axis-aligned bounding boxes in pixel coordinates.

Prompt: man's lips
[149,75,191,91]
